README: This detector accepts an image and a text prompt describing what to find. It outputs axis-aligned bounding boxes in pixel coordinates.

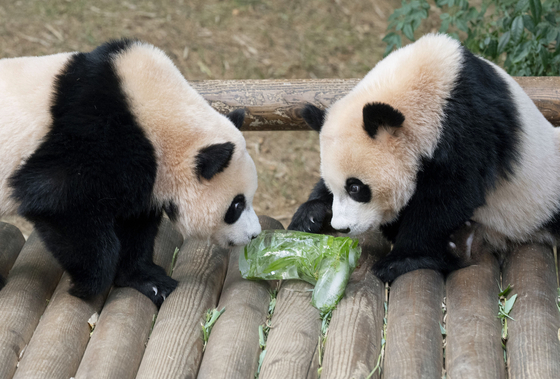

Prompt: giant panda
[289,33,560,283]
[0,39,261,305]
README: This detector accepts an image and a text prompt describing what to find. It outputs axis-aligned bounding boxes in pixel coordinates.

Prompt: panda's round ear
[301,103,326,132]
[226,108,245,130]
[363,102,405,138]
[196,142,235,180]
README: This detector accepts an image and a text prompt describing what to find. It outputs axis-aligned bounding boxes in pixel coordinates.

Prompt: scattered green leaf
[201,307,225,351]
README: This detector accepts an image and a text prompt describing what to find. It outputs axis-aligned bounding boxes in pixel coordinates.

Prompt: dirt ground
[0,0,399,235]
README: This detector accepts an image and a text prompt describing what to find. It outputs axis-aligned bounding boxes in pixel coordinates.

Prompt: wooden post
[502,243,560,379]
[135,240,229,379]
[320,232,390,379]
[0,222,25,282]
[191,77,560,130]
[258,280,321,379]
[320,258,385,379]
[13,273,108,379]
[0,232,64,379]
[383,270,444,379]
[445,226,506,379]
[197,216,282,379]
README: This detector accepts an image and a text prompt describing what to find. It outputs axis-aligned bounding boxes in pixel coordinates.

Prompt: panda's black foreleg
[288,178,333,233]
[31,215,120,299]
[113,209,177,307]
[373,197,471,283]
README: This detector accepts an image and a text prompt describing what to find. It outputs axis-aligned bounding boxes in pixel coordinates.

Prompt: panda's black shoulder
[424,46,522,191]
[10,39,157,219]
[50,39,136,120]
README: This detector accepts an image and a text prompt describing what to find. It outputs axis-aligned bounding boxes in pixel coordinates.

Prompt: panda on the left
[0,39,261,306]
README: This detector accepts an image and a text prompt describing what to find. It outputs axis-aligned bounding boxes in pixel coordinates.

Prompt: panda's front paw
[288,199,330,233]
[140,274,178,308]
[373,249,463,283]
[372,255,416,283]
[115,263,178,308]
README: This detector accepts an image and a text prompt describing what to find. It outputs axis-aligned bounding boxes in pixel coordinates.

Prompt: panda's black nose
[251,234,259,240]
[334,227,351,234]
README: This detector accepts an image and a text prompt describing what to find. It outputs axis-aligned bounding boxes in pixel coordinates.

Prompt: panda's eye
[345,178,372,203]
[225,194,246,224]
[349,184,360,194]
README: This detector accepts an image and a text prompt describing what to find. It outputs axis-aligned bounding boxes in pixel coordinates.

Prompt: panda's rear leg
[32,217,120,299]
[113,209,178,307]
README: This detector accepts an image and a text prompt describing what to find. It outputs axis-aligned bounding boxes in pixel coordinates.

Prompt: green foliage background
[384,0,560,75]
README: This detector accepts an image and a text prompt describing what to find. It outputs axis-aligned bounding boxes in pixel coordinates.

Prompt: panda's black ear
[363,102,405,138]
[196,142,235,180]
[301,104,326,132]
[226,108,245,130]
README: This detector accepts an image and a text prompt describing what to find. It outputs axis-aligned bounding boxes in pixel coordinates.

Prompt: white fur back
[0,52,74,215]
[473,60,560,246]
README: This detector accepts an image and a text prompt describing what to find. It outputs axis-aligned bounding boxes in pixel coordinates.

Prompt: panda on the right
[289,33,560,283]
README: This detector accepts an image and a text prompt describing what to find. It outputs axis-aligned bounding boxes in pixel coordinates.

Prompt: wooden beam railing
[192,77,560,130]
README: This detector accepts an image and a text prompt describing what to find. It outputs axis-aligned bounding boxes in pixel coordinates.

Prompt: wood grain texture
[319,231,390,379]
[445,226,505,379]
[13,273,108,379]
[135,240,229,379]
[0,222,25,280]
[74,219,183,379]
[503,243,560,379]
[0,232,64,379]
[258,280,321,379]
[320,258,385,379]
[383,269,444,379]
[514,77,560,126]
[197,216,282,379]
[191,77,560,130]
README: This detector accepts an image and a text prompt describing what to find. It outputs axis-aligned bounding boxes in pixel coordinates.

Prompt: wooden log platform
[0,218,559,379]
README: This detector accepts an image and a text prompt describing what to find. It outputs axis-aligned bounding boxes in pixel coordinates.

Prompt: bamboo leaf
[504,294,518,314]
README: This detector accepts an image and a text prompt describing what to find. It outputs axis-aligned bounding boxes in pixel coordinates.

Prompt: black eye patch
[345,178,371,203]
[224,194,246,224]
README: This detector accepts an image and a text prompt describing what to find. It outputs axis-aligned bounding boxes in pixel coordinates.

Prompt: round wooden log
[191,77,560,130]
[502,243,560,379]
[191,79,358,131]
[0,222,25,284]
[197,215,282,379]
[135,240,229,379]
[13,272,108,379]
[258,279,322,379]
[514,77,560,127]
[445,225,506,379]
[383,269,444,379]
[0,232,64,379]
[74,218,183,379]
[320,256,385,379]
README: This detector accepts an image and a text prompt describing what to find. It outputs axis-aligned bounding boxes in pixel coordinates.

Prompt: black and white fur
[290,34,560,283]
[0,40,261,304]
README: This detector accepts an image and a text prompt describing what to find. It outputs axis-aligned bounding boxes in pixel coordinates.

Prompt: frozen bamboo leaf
[240,230,361,312]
